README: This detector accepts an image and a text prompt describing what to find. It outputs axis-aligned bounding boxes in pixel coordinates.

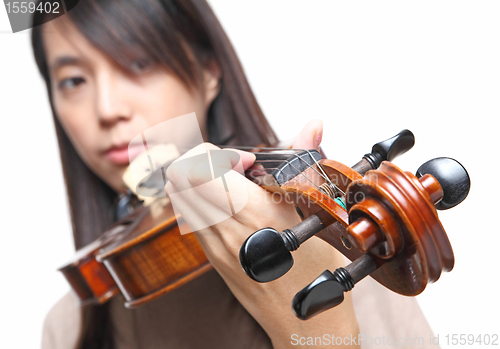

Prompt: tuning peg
[292,254,377,320]
[353,130,415,175]
[239,228,294,283]
[240,214,325,282]
[292,270,349,320]
[416,157,470,210]
[372,129,415,163]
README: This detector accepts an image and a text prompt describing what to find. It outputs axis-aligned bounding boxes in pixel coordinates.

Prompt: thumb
[292,119,323,150]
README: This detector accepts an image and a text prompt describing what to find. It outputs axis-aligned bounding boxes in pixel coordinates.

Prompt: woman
[32,0,435,348]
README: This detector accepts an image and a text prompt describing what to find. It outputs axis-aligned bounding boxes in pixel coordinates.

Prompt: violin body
[59,201,211,308]
[58,207,149,305]
[59,240,119,306]
[95,200,211,308]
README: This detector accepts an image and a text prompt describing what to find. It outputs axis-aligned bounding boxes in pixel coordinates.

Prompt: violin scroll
[292,157,470,320]
[345,158,469,259]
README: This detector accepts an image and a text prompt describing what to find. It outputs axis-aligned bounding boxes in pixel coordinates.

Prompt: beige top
[42,269,438,349]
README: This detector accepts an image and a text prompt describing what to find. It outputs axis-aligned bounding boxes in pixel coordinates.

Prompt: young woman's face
[42,19,220,193]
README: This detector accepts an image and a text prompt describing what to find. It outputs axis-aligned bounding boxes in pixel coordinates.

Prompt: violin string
[281,157,324,191]
[220,145,303,154]
[289,153,345,196]
[251,151,332,194]
[245,153,323,191]
[221,145,345,196]
[303,150,345,196]
[255,149,342,194]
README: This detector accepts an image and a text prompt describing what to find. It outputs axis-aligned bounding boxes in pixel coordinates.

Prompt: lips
[104,143,146,166]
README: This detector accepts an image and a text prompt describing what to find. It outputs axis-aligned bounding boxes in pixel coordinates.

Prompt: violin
[59,129,470,316]
[239,130,470,320]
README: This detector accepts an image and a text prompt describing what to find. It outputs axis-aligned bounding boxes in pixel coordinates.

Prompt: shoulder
[42,292,82,349]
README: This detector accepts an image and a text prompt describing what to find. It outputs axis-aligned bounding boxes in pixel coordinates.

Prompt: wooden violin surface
[59,207,149,305]
[60,200,211,308]
[96,201,211,308]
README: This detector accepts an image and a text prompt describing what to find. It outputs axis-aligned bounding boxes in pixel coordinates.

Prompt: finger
[166,142,220,193]
[167,144,250,232]
[188,163,300,232]
[220,148,256,171]
[166,179,233,234]
[292,119,323,150]
[186,148,246,187]
[187,162,250,221]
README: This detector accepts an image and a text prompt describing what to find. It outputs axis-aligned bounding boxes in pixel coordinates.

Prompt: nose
[95,71,133,126]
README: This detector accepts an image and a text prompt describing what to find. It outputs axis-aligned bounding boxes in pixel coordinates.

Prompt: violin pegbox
[240,130,416,283]
[239,130,471,320]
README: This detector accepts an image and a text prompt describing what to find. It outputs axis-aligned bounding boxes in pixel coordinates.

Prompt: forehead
[42,18,112,70]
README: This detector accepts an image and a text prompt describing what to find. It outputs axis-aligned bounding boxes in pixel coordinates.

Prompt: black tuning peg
[292,269,351,320]
[292,254,378,320]
[353,129,415,175]
[240,214,326,282]
[416,157,470,210]
[371,129,415,163]
[239,228,294,283]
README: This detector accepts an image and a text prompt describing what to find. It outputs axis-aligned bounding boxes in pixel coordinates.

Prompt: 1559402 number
[5,1,60,14]
[445,334,498,346]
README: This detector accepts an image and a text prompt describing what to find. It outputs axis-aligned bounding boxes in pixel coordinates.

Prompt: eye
[129,57,155,74]
[58,77,85,91]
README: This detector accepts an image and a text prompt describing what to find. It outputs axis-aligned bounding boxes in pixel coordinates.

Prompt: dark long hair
[31,0,277,347]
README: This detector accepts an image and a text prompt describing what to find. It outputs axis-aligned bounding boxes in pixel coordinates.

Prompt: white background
[1,1,499,348]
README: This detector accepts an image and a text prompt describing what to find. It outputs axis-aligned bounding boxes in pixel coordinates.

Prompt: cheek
[138,76,208,132]
[53,93,100,165]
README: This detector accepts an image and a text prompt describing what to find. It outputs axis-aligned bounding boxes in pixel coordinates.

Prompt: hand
[166,119,360,349]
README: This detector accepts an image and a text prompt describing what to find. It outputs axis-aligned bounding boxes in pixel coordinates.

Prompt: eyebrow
[50,56,84,72]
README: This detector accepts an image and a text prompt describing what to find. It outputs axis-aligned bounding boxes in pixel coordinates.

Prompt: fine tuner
[239,130,470,320]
